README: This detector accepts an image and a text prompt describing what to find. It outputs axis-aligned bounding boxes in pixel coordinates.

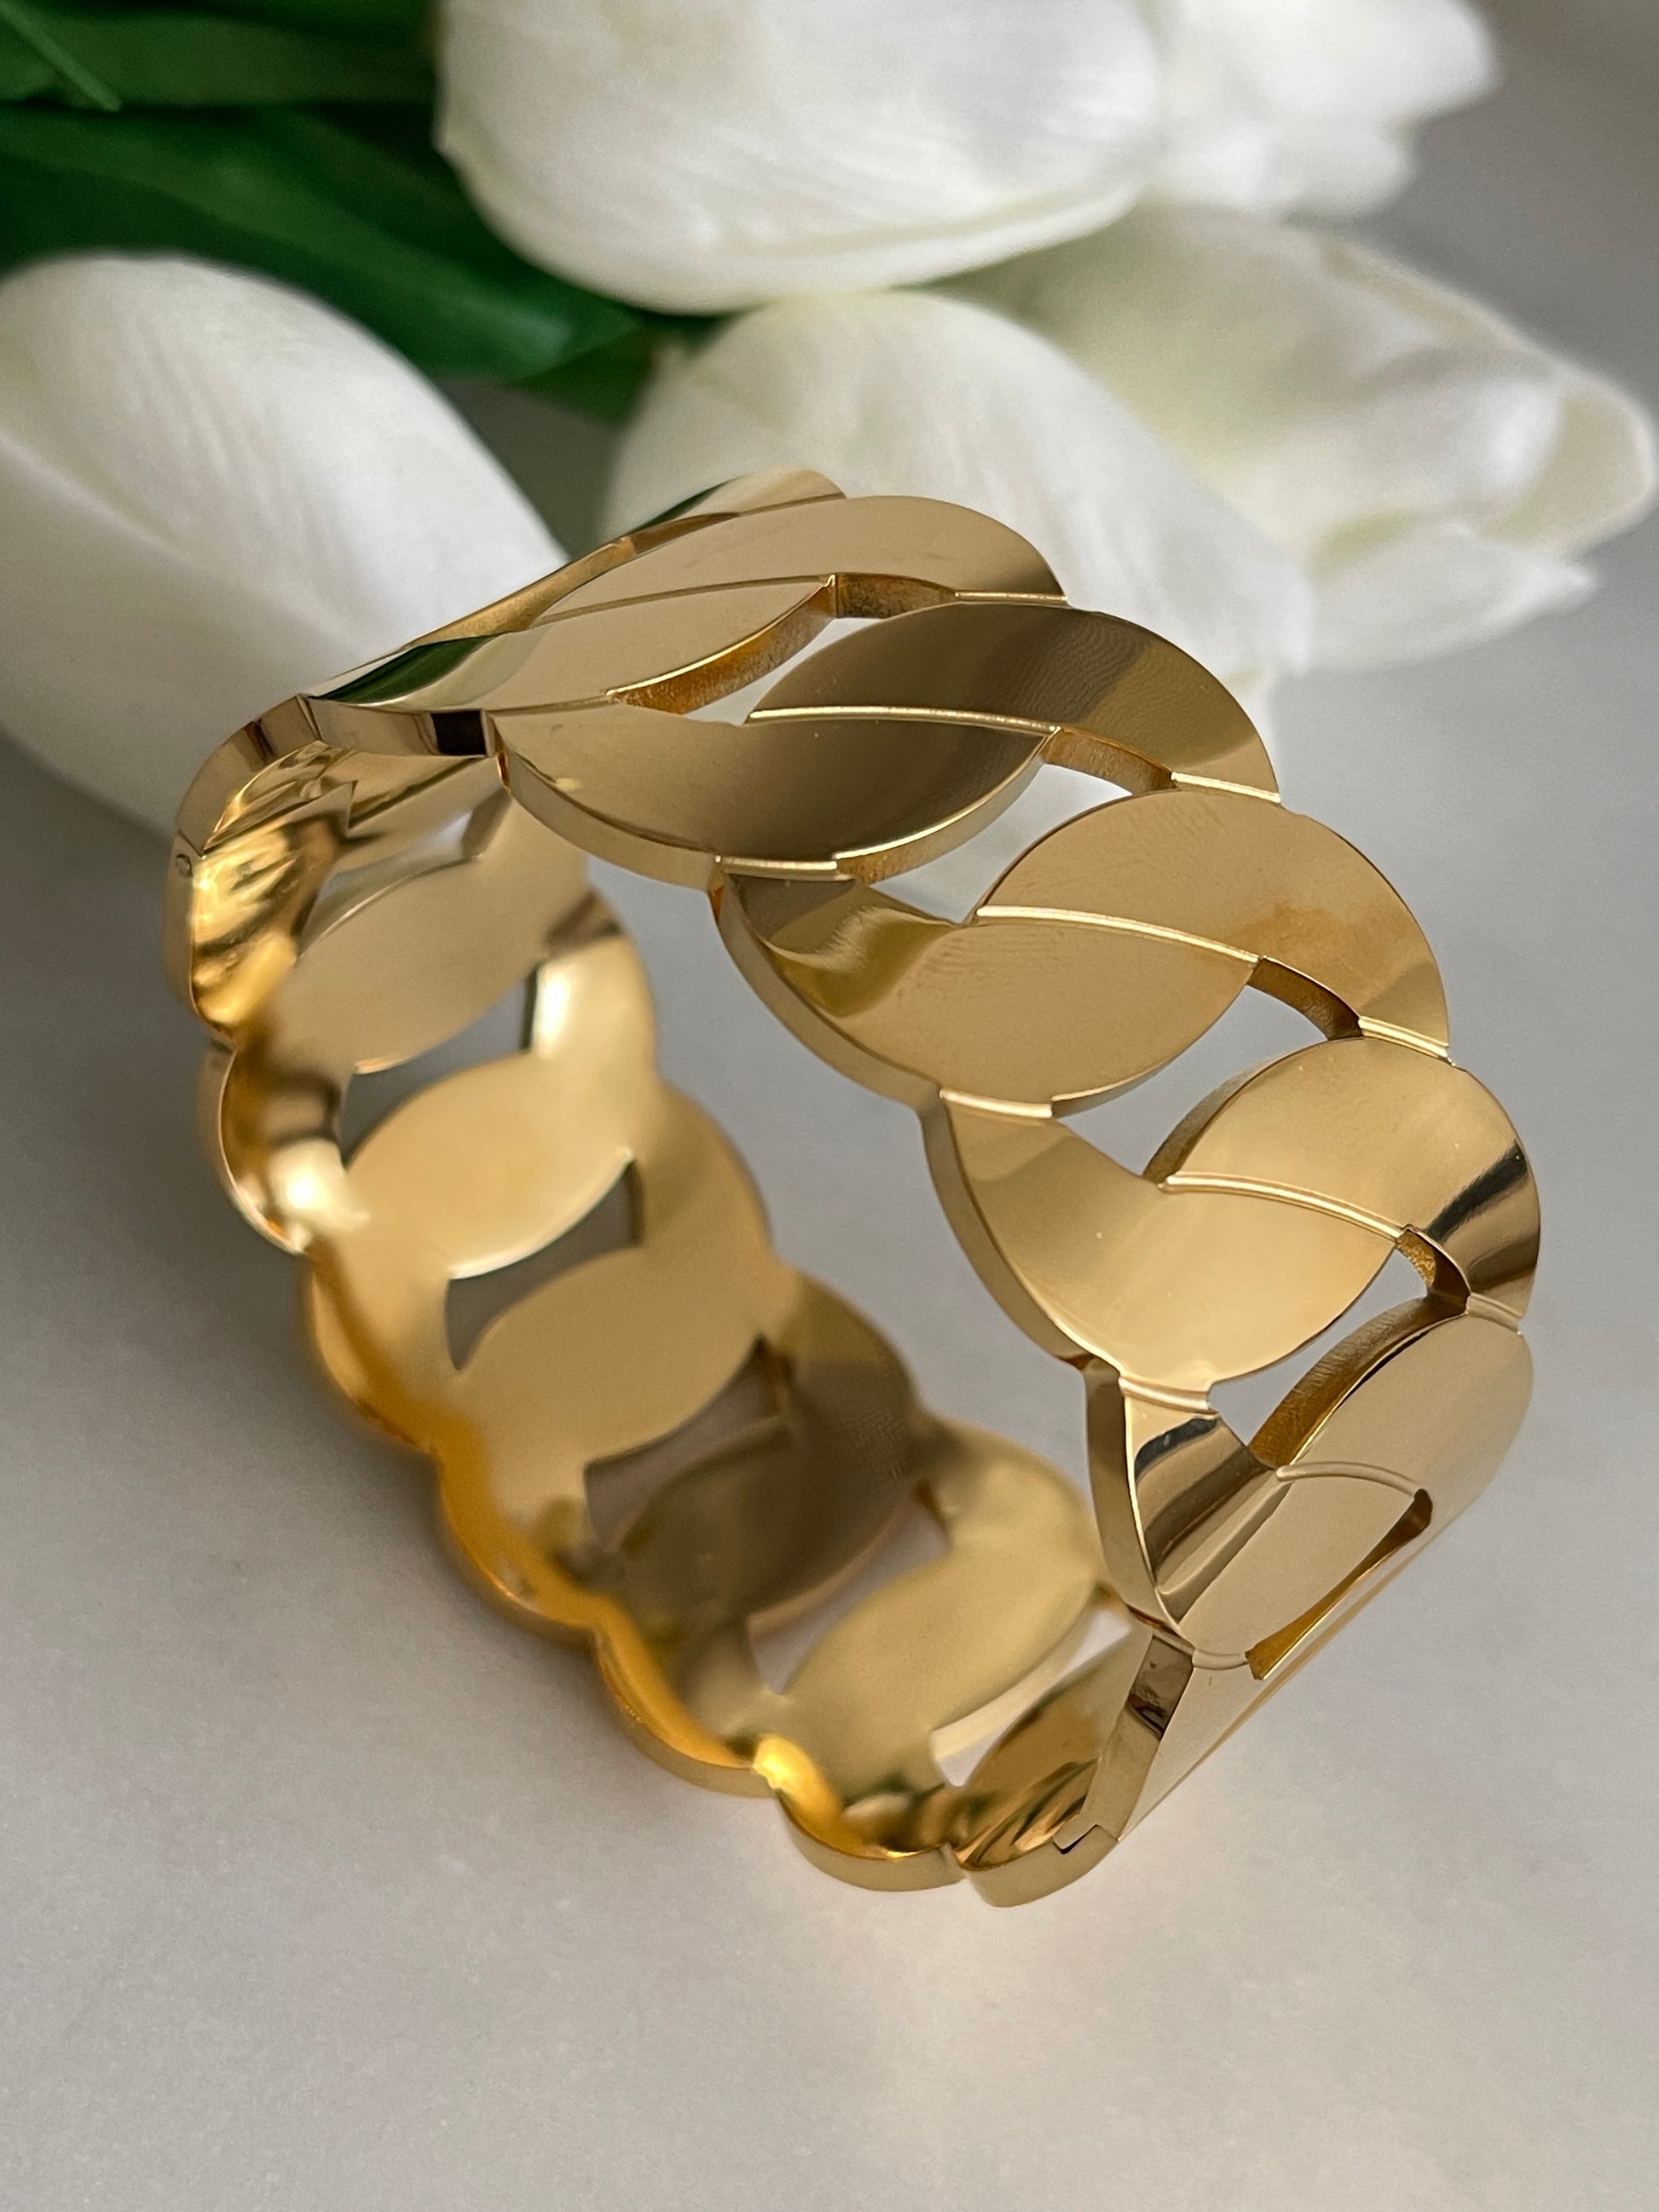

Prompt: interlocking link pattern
[168,469,1537,1903]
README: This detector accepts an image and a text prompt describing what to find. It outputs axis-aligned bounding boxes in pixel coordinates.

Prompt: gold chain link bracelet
[165,470,1538,1906]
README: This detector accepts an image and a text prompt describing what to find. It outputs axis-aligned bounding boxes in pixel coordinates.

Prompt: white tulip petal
[0,256,561,834]
[1152,0,1497,217]
[1499,368,1659,555]
[1151,113,1414,223]
[1314,526,1593,668]
[966,208,1656,666]
[1309,245,1659,552]
[436,0,1162,313]
[606,289,1314,700]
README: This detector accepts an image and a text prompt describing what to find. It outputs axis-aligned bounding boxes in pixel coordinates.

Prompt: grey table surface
[3,22,1656,2212]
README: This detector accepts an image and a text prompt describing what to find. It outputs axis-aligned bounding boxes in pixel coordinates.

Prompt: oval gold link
[932,1098,1395,1386]
[986,788,1449,1053]
[545,494,1061,615]
[752,598,1277,797]
[320,579,835,722]
[503,698,1047,887]
[1156,1036,1539,1317]
[725,875,1250,1110]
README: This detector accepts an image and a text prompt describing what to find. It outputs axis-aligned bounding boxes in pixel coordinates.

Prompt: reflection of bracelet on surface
[166,470,1538,1906]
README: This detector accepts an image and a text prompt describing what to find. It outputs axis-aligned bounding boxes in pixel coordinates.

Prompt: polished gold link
[167,472,1537,1904]
[749,597,1278,798]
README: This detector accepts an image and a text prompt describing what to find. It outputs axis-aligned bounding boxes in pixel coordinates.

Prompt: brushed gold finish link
[166,469,1538,1905]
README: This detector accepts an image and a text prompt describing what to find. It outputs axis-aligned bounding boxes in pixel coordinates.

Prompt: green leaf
[0,5,431,107]
[0,2,121,107]
[0,103,697,405]
[150,0,431,33]
[0,31,55,101]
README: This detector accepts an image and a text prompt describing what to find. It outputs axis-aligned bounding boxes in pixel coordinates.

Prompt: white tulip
[1152,0,1497,217]
[436,0,1163,313]
[435,0,1494,314]
[605,288,1314,702]
[965,208,1656,666]
[0,255,562,834]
